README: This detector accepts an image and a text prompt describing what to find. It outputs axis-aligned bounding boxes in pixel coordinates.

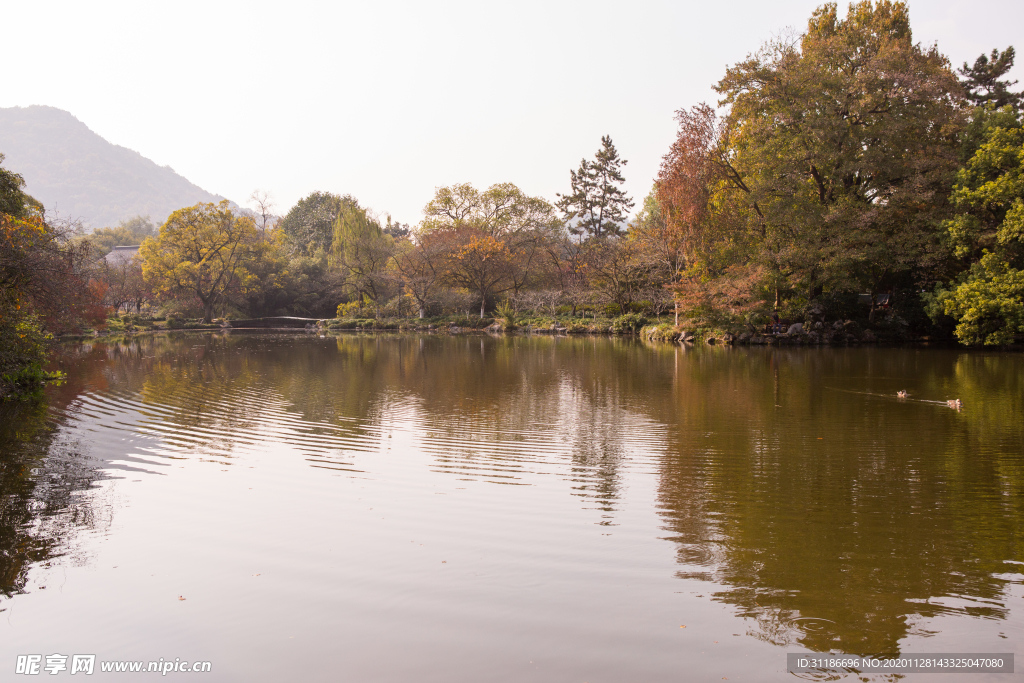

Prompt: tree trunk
[202,301,215,324]
[674,300,679,327]
[480,298,486,319]
[419,305,425,319]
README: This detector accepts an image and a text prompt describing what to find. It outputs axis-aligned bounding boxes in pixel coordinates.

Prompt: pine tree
[959,47,1023,110]
[556,136,634,239]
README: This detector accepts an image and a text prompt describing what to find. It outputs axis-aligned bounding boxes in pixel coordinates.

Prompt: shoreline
[56,324,1014,350]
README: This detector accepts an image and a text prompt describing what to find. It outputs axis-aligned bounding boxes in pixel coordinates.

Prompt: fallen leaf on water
[679,625,686,628]
[178,596,186,601]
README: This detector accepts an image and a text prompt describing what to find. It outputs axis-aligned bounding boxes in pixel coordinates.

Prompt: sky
[3,0,1024,225]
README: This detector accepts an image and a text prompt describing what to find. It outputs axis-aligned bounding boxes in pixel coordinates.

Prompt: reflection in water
[653,347,1024,653]
[0,333,1021,669]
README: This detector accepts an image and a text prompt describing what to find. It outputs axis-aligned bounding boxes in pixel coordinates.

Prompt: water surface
[1,333,1022,681]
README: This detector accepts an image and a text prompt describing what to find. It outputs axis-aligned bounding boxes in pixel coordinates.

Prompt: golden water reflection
[1,333,1021,659]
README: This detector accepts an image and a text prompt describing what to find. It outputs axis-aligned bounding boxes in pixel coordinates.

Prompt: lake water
[1,333,1022,681]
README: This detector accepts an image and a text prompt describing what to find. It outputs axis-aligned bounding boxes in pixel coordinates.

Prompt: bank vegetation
[2,1,1023,398]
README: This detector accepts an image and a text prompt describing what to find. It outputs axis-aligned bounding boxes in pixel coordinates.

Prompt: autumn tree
[2,154,98,395]
[714,0,964,316]
[556,136,634,239]
[422,183,561,317]
[97,250,151,314]
[141,201,260,322]
[394,231,446,318]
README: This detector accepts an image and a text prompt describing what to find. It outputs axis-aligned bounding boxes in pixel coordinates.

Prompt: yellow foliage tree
[140,201,259,322]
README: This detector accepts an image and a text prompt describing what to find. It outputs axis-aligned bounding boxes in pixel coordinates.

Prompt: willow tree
[279,191,358,256]
[141,201,260,322]
[715,0,964,314]
[330,204,397,317]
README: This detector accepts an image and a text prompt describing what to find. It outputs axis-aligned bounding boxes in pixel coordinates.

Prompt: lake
[1,333,1022,681]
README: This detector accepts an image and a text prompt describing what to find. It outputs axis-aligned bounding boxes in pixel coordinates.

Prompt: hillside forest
[2,1,1023,398]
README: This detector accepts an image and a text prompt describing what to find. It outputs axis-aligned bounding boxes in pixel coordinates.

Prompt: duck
[947,399,962,410]
[897,390,908,399]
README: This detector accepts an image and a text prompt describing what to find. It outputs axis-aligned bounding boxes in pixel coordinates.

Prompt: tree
[248,190,279,238]
[959,47,1023,111]
[2,155,99,396]
[140,201,260,322]
[651,104,754,321]
[422,183,561,317]
[0,153,41,219]
[331,204,397,316]
[583,237,653,310]
[714,0,964,315]
[80,215,156,258]
[936,107,1024,344]
[97,251,151,314]
[279,191,357,256]
[394,232,445,318]
[556,136,634,239]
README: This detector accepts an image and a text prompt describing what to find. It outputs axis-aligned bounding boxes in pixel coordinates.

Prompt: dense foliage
[1,155,98,398]
[2,0,1023,380]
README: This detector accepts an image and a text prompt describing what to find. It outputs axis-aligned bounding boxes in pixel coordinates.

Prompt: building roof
[103,245,141,266]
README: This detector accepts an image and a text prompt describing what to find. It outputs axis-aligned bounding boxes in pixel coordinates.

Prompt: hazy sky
[4,0,1023,225]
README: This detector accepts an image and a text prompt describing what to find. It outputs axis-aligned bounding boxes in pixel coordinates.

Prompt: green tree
[937,106,1024,344]
[959,47,1023,111]
[279,191,357,256]
[0,153,41,219]
[331,204,397,316]
[714,0,963,314]
[80,215,156,258]
[556,136,634,239]
[140,201,260,322]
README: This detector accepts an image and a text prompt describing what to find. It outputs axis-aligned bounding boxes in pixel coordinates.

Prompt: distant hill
[0,105,227,230]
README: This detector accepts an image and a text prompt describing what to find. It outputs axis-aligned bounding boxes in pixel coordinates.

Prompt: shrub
[610,312,648,334]
[565,322,588,334]
[641,323,680,342]
[336,301,373,319]
[0,313,64,400]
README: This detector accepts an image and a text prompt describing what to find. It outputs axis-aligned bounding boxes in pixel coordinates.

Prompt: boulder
[739,332,751,343]
[862,329,877,342]
[787,322,804,335]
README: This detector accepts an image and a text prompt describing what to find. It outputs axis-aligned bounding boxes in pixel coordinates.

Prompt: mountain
[0,105,227,229]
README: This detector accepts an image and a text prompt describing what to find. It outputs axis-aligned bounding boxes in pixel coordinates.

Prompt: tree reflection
[651,347,1024,654]
[5,334,1021,659]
